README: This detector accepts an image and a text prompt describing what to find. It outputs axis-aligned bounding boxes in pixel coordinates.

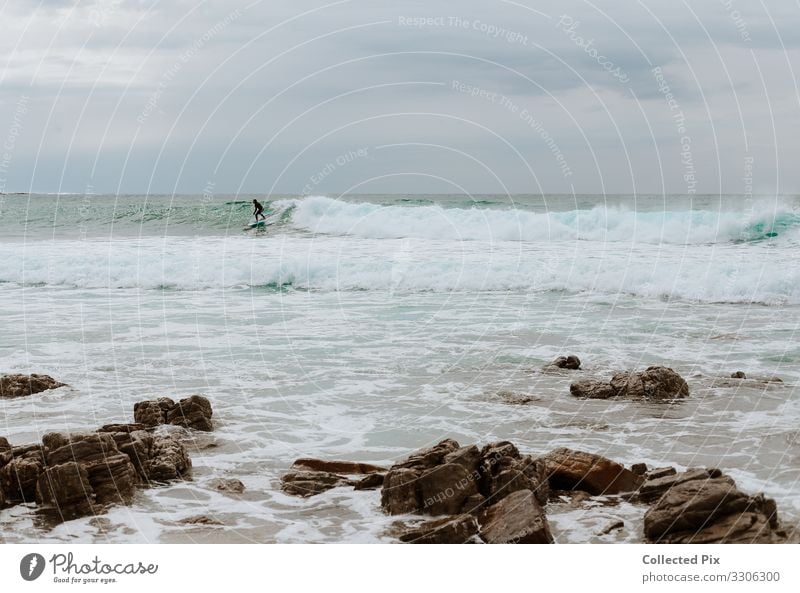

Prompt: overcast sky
[1,0,800,195]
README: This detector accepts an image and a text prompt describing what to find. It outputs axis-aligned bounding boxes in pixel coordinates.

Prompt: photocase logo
[19,553,46,581]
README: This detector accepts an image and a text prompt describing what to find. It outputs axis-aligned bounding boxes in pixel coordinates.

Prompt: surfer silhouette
[252,199,265,221]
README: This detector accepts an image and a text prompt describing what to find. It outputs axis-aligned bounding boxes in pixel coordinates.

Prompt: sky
[1,0,800,196]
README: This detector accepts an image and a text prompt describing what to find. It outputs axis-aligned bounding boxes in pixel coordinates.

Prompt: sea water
[0,193,798,542]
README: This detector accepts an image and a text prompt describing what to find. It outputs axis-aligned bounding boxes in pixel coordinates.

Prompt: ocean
[1,192,798,542]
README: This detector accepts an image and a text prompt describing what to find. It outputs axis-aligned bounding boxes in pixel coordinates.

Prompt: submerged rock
[731,371,747,379]
[570,379,617,400]
[548,355,581,370]
[280,470,352,497]
[209,478,245,494]
[0,374,65,398]
[543,448,643,495]
[291,459,386,474]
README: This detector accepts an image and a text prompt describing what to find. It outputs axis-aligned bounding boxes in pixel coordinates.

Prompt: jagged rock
[543,447,643,495]
[0,445,46,503]
[549,355,581,370]
[166,395,213,432]
[638,468,720,503]
[381,468,421,514]
[86,454,138,505]
[145,435,191,481]
[353,473,384,490]
[570,379,617,399]
[646,466,677,481]
[291,459,386,474]
[419,463,476,515]
[630,463,648,475]
[394,515,479,544]
[479,442,549,507]
[133,398,174,427]
[0,374,65,398]
[209,478,245,494]
[731,371,747,379]
[478,489,553,544]
[281,470,351,497]
[99,429,154,480]
[0,437,10,452]
[644,477,782,543]
[35,462,95,518]
[610,366,689,400]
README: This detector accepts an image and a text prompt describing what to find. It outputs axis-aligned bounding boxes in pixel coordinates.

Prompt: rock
[394,515,479,544]
[209,478,245,494]
[0,445,46,503]
[35,462,95,518]
[395,439,461,470]
[165,395,213,432]
[0,373,65,398]
[646,466,677,481]
[478,489,553,544]
[281,470,351,497]
[0,437,10,452]
[497,391,540,405]
[543,448,644,495]
[98,424,147,433]
[639,468,720,503]
[598,519,625,536]
[133,398,174,427]
[479,442,548,507]
[644,477,783,543]
[85,454,138,505]
[145,435,191,481]
[181,515,224,526]
[418,463,476,515]
[731,371,747,379]
[381,468,421,514]
[291,459,386,474]
[570,379,617,400]
[549,355,581,370]
[630,463,648,476]
[353,473,384,491]
[100,429,154,480]
[610,366,689,400]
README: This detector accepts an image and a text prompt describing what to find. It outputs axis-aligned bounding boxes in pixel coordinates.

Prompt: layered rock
[281,470,352,497]
[571,366,689,400]
[0,374,65,398]
[643,473,782,543]
[291,459,385,474]
[393,515,479,544]
[543,447,643,495]
[0,444,46,503]
[134,395,213,431]
[478,489,553,544]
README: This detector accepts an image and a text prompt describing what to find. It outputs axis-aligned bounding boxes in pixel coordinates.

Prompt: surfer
[252,199,265,221]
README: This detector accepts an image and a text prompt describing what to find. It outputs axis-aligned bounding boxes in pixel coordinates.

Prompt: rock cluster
[0,396,211,520]
[0,374,66,398]
[134,395,213,431]
[571,366,689,400]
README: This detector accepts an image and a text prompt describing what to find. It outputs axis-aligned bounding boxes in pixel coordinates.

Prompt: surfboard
[244,219,270,230]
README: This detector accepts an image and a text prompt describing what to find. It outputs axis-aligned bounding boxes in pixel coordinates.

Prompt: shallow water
[1,193,798,542]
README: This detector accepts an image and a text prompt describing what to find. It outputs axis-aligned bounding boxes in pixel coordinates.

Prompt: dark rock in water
[353,473,384,491]
[291,458,386,474]
[610,366,689,400]
[0,444,46,503]
[478,489,553,544]
[0,436,10,452]
[479,442,549,507]
[395,515,479,544]
[209,478,245,494]
[0,373,66,398]
[639,468,720,503]
[598,519,625,536]
[381,468,421,514]
[166,395,213,432]
[281,470,352,497]
[630,463,648,476]
[36,461,95,518]
[570,379,617,400]
[731,371,747,379]
[497,391,540,405]
[644,476,783,543]
[133,398,174,427]
[543,447,643,495]
[145,435,191,482]
[181,515,224,526]
[549,355,581,370]
[571,366,689,401]
[98,423,147,434]
[419,463,477,515]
